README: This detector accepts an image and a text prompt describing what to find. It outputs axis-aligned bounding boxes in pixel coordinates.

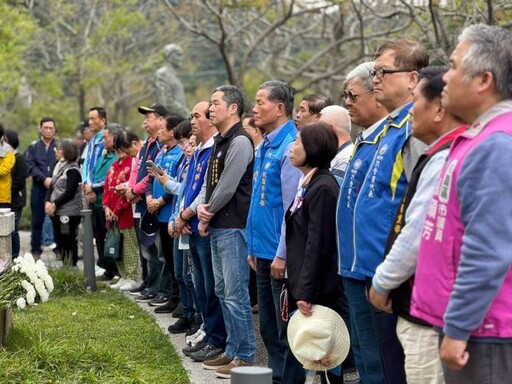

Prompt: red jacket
[103,156,134,229]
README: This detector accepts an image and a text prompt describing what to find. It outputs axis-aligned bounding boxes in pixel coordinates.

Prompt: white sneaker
[119,280,139,291]
[42,243,57,251]
[186,326,206,346]
[95,266,106,277]
[110,278,126,290]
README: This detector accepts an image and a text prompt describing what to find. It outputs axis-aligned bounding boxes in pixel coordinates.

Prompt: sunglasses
[343,90,373,102]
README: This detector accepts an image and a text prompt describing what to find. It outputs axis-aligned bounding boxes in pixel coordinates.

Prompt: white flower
[39,290,49,302]
[16,297,26,309]
[34,280,48,299]
[22,253,36,265]
[43,275,54,293]
[21,280,32,292]
[26,290,35,305]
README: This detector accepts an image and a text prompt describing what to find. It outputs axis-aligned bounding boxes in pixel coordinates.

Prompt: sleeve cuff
[443,323,471,341]
[372,279,391,295]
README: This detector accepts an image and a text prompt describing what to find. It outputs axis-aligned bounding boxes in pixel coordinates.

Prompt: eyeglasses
[370,68,411,80]
[343,90,373,102]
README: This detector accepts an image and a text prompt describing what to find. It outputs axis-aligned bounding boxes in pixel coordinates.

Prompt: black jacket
[11,152,28,209]
[285,168,342,304]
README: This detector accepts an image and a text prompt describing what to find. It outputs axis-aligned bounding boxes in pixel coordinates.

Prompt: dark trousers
[441,337,512,384]
[256,259,290,384]
[30,186,47,255]
[158,223,180,300]
[11,208,22,259]
[92,205,117,276]
[51,215,81,266]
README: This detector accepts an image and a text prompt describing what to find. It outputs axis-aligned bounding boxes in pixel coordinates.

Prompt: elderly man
[319,105,353,182]
[410,24,512,384]
[369,66,466,384]
[294,94,331,129]
[246,80,302,384]
[338,40,429,384]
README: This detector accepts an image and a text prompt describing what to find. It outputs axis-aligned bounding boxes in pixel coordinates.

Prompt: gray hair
[344,61,375,91]
[320,105,351,136]
[105,123,124,137]
[214,85,245,118]
[459,24,512,99]
[259,80,295,117]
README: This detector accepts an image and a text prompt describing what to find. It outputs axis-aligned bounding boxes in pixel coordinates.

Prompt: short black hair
[214,85,245,117]
[89,107,107,122]
[59,139,79,162]
[173,120,192,141]
[0,123,4,139]
[300,121,338,169]
[114,130,140,151]
[39,117,56,127]
[259,80,296,117]
[4,130,19,149]
[417,66,448,102]
[165,115,185,131]
[302,94,332,115]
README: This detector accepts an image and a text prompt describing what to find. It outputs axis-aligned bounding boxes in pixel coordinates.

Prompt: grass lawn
[0,269,189,383]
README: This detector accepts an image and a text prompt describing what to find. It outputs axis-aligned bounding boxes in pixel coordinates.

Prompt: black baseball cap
[138,103,169,117]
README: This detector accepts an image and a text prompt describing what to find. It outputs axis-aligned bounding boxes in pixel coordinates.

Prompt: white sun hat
[287,305,350,371]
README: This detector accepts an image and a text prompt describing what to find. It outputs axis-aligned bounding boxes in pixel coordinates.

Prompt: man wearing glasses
[337,41,428,384]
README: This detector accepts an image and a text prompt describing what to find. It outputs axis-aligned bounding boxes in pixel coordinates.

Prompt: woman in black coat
[283,121,345,384]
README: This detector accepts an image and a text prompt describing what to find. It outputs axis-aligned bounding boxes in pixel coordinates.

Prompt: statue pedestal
[0,209,15,348]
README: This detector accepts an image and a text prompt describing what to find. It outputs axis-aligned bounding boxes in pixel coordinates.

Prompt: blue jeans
[256,258,290,383]
[42,215,54,245]
[173,240,197,321]
[11,209,22,259]
[343,277,406,384]
[30,185,47,255]
[189,234,226,348]
[210,228,256,362]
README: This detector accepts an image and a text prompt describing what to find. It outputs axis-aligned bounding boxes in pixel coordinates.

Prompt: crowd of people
[2,22,511,383]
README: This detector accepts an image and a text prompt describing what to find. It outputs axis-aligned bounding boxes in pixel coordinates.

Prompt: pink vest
[411,112,512,338]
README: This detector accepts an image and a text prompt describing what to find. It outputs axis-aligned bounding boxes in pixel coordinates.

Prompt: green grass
[0,268,189,383]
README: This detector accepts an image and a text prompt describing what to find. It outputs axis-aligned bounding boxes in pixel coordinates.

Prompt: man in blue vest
[246,80,302,384]
[337,42,428,384]
[174,101,227,361]
[197,85,256,379]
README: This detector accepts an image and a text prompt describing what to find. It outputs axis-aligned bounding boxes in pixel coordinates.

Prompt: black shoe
[148,295,170,307]
[172,304,183,318]
[134,293,156,303]
[186,319,202,337]
[154,300,179,314]
[189,343,224,362]
[128,284,146,296]
[168,318,192,334]
[182,339,206,357]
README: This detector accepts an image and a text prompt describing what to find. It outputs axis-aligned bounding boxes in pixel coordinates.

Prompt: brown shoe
[202,353,231,370]
[215,358,251,379]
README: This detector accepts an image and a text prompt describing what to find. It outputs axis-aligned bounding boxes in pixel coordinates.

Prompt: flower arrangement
[0,253,54,310]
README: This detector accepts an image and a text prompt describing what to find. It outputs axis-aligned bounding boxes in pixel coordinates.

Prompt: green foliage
[0,272,189,383]
[48,267,87,297]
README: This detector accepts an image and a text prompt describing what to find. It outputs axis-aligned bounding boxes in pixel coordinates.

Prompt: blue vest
[246,120,297,260]
[154,145,184,222]
[338,104,413,280]
[183,144,214,234]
